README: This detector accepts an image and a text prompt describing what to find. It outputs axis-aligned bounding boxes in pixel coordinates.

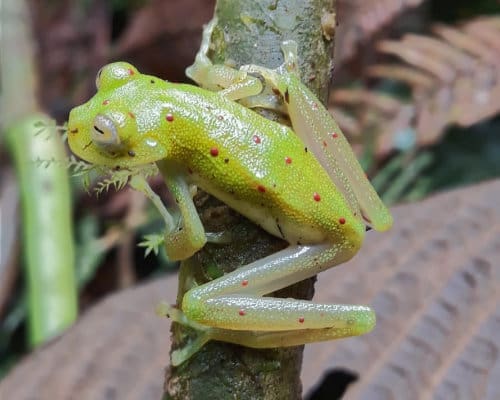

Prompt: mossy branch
[165,1,336,399]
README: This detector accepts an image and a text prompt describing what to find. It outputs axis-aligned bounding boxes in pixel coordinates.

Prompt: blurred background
[0,0,499,395]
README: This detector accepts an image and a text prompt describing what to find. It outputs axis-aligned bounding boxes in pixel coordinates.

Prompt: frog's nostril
[69,127,79,134]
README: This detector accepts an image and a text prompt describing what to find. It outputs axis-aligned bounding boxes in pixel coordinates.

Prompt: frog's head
[67,62,170,168]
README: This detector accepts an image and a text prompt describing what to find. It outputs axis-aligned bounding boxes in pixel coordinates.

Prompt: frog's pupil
[94,125,105,134]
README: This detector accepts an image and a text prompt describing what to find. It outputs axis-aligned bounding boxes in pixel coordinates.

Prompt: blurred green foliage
[372,118,500,205]
[431,0,500,22]
[412,119,500,194]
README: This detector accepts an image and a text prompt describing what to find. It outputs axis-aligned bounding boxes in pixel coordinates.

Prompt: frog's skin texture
[67,41,392,366]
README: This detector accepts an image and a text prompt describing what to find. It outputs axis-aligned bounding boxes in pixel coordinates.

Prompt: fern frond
[33,156,59,168]
[91,163,160,196]
[336,0,426,63]
[138,233,165,257]
[33,119,67,141]
[94,170,132,196]
[331,15,500,158]
[66,155,94,175]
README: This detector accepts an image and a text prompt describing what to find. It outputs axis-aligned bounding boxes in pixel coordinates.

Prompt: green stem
[1,0,77,347]
[166,1,335,399]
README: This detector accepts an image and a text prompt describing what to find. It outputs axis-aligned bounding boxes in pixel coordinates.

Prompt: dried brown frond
[331,16,500,158]
[335,0,426,62]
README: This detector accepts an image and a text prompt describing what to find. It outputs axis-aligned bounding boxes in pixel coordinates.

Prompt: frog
[67,24,392,366]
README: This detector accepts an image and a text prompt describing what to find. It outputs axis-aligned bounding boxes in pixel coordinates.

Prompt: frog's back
[160,83,365,247]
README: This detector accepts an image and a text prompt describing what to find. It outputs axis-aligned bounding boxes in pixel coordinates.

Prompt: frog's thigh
[182,244,373,332]
[210,317,375,350]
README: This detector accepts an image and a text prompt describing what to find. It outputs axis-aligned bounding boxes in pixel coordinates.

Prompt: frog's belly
[193,176,327,245]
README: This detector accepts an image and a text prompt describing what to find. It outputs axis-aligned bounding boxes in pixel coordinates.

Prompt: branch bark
[165,1,336,398]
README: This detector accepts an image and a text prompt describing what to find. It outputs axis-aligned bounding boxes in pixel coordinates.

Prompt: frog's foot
[171,332,212,366]
[156,302,214,366]
[185,18,216,86]
[239,40,299,100]
[186,18,263,100]
[205,231,232,244]
[156,301,210,330]
[185,19,300,115]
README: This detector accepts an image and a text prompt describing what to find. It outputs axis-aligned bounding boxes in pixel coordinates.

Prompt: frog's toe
[205,231,232,244]
[171,331,212,366]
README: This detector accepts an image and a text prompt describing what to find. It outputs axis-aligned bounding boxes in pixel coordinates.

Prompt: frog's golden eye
[95,62,139,91]
[91,114,122,153]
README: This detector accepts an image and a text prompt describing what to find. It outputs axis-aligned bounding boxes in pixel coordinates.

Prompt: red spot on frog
[165,113,174,122]
[313,192,321,202]
[339,217,346,225]
[128,68,135,76]
[257,185,266,193]
[285,156,292,164]
[253,135,261,144]
[239,309,246,316]
[331,132,339,138]
[298,317,305,323]
[210,147,219,157]
[102,99,110,106]
[241,280,249,287]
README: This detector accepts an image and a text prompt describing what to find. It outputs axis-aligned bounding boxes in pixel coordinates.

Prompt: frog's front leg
[154,160,206,261]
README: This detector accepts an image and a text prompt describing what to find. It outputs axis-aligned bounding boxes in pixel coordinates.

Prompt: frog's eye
[95,62,139,90]
[91,114,122,152]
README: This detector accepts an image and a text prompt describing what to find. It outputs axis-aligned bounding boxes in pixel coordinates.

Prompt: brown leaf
[303,179,500,399]
[1,180,499,399]
[335,0,426,62]
[112,0,214,81]
[0,278,176,400]
[29,0,111,113]
[332,16,500,158]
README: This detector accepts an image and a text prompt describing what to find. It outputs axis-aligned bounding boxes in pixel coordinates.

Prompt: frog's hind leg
[210,324,371,350]
[243,42,392,231]
[185,18,285,111]
[157,300,366,366]
[156,302,214,366]
[181,243,375,334]
[186,17,264,101]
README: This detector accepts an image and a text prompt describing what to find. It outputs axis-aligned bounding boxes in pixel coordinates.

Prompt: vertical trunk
[165,1,336,398]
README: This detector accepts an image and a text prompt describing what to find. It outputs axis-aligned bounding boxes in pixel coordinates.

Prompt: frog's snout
[67,106,83,135]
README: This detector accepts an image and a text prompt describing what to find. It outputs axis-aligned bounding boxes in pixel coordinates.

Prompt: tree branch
[165,1,336,398]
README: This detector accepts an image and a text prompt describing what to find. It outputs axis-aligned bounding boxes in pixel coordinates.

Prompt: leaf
[1,180,499,399]
[335,0,426,63]
[331,15,500,158]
